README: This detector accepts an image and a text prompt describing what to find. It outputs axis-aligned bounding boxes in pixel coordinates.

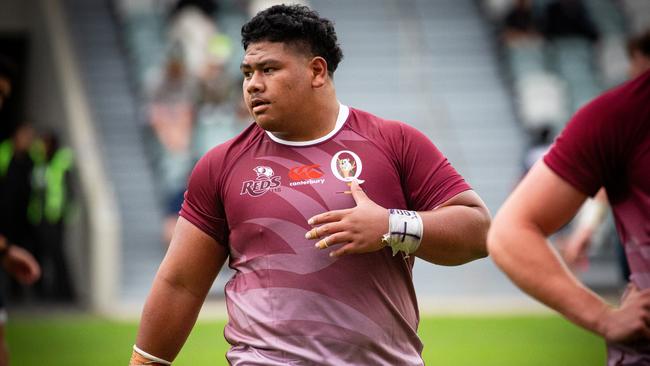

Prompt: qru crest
[330,150,364,183]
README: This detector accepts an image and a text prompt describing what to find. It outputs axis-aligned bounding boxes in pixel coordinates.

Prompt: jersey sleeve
[179,151,229,246]
[543,92,623,197]
[398,123,471,211]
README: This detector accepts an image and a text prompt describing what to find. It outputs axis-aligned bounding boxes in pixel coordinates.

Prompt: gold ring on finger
[313,227,321,239]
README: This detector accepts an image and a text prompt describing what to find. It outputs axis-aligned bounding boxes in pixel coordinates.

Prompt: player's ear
[310,56,328,88]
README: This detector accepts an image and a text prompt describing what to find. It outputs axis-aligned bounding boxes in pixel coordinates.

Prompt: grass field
[7,314,605,365]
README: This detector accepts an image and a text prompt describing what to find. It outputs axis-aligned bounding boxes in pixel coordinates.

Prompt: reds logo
[240,166,281,197]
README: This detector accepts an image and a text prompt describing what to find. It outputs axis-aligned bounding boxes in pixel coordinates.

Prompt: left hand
[2,245,41,285]
[306,180,388,257]
[596,283,650,343]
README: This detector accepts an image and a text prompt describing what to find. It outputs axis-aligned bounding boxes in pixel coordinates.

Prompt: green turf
[6,314,604,365]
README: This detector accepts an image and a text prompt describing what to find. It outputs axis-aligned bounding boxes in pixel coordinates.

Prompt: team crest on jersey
[288,164,325,187]
[331,150,365,183]
[240,166,282,197]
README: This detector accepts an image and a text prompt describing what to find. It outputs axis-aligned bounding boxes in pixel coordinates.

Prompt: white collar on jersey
[264,103,350,146]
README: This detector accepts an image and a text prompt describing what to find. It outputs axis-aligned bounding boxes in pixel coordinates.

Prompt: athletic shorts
[608,342,650,366]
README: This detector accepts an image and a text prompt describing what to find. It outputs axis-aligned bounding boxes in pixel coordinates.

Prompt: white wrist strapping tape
[133,345,172,365]
[382,209,423,257]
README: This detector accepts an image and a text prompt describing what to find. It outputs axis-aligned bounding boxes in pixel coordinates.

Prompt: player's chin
[254,115,278,131]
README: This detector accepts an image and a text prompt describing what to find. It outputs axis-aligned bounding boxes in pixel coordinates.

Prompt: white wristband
[133,345,172,365]
[382,209,423,257]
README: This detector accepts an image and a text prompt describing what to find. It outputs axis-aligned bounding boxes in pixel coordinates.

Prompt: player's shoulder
[347,107,419,141]
[569,71,650,133]
[581,71,650,116]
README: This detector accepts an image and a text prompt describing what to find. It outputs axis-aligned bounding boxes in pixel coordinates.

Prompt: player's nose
[246,71,264,94]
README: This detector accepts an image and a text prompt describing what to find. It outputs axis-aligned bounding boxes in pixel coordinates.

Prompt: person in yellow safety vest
[27,132,75,302]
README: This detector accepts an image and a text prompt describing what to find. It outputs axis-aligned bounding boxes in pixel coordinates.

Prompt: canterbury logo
[288,164,324,181]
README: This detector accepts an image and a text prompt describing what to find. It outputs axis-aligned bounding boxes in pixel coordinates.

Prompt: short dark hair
[627,29,650,58]
[241,4,343,76]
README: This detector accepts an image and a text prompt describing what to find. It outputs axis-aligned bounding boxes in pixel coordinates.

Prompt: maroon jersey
[181,105,470,365]
[544,70,650,365]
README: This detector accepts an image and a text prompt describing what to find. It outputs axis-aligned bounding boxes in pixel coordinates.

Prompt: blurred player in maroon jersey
[489,30,650,366]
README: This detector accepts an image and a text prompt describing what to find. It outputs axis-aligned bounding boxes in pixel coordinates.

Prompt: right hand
[598,284,650,343]
[307,180,389,258]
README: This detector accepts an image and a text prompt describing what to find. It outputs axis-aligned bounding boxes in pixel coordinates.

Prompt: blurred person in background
[147,46,197,242]
[157,33,237,245]
[501,0,542,46]
[130,5,489,365]
[0,59,41,366]
[157,0,241,245]
[542,0,599,42]
[627,29,650,80]
[0,123,42,304]
[169,0,218,18]
[167,0,219,81]
[0,57,19,141]
[0,124,35,257]
[488,40,650,364]
[27,131,75,302]
[147,45,197,155]
[0,61,11,112]
[191,39,242,160]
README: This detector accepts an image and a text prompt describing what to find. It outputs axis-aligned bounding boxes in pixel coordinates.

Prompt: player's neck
[305,96,340,140]
[272,92,340,142]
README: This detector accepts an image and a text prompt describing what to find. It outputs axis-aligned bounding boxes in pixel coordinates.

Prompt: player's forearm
[132,217,226,364]
[134,272,208,363]
[414,205,490,265]
[488,220,610,336]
